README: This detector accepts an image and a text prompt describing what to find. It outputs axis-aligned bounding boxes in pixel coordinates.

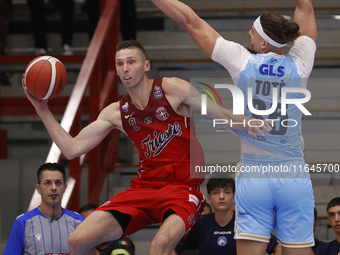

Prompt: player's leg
[149,182,205,255]
[68,210,124,254]
[282,247,312,255]
[234,164,274,255]
[274,172,314,255]
[150,213,186,255]
[236,239,268,255]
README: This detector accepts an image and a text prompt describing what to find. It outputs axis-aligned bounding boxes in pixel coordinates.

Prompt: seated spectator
[315,197,340,255]
[203,202,213,215]
[312,207,326,255]
[79,203,99,218]
[174,178,281,255]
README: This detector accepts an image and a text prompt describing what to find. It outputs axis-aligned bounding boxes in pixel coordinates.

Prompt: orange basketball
[24,56,67,100]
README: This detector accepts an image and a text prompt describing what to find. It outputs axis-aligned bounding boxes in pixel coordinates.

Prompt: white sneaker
[35,48,47,55]
[63,44,73,55]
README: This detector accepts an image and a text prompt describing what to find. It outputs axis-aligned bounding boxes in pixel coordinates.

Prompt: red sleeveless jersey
[119,77,204,188]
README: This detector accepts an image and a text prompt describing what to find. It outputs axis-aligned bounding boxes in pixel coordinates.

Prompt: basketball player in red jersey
[23,40,271,255]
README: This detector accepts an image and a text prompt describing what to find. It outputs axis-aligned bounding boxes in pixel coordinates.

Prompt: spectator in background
[0,0,12,55]
[27,0,75,55]
[4,162,84,254]
[79,202,99,218]
[120,0,137,40]
[82,0,137,41]
[0,0,12,86]
[79,203,135,255]
[203,202,213,215]
[315,197,340,255]
[312,207,325,255]
[81,0,100,41]
[174,178,282,255]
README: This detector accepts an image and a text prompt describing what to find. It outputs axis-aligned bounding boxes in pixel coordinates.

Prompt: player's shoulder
[161,76,190,94]
[104,101,120,110]
[100,101,121,118]
[289,35,317,56]
[161,76,186,87]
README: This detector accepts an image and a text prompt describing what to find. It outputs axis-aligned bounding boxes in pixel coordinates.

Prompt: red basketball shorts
[97,181,206,237]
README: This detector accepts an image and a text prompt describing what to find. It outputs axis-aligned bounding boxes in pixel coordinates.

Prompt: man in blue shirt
[4,162,84,255]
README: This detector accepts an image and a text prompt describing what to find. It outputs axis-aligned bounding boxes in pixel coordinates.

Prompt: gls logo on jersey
[250,57,285,77]
[259,64,285,77]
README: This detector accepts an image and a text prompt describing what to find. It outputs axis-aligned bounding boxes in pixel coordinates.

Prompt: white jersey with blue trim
[212,36,316,160]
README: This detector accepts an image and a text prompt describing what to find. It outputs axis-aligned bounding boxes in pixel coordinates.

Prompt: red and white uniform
[98,77,205,236]
[121,77,204,188]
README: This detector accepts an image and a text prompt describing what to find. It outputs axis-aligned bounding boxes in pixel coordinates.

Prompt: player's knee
[151,234,171,253]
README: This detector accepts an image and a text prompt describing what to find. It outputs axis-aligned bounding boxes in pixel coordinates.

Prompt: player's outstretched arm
[162,77,271,137]
[151,0,220,57]
[294,0,317,42]
[188,81,272,136]
[23,80,121,159]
